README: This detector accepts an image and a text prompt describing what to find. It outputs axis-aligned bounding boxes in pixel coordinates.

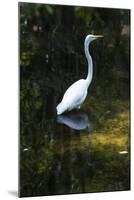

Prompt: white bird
[56,34,103,115]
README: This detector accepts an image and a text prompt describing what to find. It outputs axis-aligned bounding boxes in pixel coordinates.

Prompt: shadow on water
[57,110,93,131]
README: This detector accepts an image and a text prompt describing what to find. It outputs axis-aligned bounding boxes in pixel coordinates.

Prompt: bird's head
[85,34,104,45]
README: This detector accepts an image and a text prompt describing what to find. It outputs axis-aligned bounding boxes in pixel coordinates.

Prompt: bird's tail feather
[56,102,66,115]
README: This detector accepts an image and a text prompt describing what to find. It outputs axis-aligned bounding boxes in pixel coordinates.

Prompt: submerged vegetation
[20,3,130,197]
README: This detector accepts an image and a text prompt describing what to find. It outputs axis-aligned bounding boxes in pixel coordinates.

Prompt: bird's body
[56,34,103,115]
[57,79,88,115]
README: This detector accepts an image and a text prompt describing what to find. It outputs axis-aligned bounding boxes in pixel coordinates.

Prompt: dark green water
[19,3,130,197]
[20,96,130,197]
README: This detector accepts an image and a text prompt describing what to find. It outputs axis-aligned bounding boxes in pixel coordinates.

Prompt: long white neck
[84,40,93,88]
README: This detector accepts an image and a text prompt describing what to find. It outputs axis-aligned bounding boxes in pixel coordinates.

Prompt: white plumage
[56,34,103,115]
[57,79,88,115]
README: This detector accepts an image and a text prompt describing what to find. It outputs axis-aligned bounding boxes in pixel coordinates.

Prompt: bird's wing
[61,79,87,108]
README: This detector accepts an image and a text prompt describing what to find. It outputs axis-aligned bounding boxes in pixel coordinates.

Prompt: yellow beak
[94,35,104,39]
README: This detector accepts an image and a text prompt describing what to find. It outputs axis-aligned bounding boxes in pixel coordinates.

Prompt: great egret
[56,34,103,115]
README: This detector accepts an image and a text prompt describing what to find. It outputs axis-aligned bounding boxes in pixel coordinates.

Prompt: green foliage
[45,5,54,14]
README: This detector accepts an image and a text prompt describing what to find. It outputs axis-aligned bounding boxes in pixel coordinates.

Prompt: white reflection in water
[57,110,92,131]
